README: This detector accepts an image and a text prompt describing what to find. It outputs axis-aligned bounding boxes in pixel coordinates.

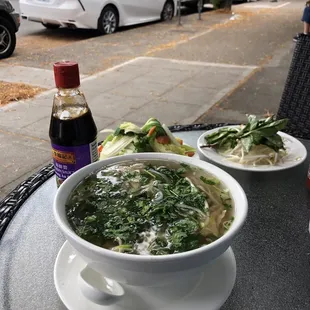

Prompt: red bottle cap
[53,61,80,89]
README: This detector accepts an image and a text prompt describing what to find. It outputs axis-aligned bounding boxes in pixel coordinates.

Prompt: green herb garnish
[66,161,234,255]
[204,115,288,153]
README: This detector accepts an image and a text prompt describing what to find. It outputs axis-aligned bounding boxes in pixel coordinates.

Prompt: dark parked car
[0,0,20,59]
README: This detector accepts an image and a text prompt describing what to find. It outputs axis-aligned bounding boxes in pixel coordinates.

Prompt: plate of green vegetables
[98,118,197,160]
[197,115,307,172]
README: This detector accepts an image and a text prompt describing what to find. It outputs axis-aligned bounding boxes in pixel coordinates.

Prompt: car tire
[0,17,16,59]
[42,23,61,29]
[161,0,174,21]
[98,6,119,35]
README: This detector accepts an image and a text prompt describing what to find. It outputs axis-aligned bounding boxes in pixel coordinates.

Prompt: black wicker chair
[277,35,310,140]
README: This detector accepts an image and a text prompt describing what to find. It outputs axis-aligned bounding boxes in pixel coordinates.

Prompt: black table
[1,129,310,310]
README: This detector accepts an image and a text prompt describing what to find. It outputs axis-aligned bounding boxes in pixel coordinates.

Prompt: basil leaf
[241,136,253,153]
[204,115,288,154]
[264,134,285,151]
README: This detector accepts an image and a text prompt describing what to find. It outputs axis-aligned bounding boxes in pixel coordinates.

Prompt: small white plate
[197,126,307,172]
[54,241,236,310]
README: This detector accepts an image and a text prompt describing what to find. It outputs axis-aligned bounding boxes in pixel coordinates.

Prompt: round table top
[1,130,310,310]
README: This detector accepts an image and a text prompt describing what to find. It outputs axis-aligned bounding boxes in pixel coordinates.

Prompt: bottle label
[52,140,98,186]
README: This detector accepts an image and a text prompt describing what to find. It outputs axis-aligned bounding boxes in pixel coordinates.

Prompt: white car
[20,0,177,34]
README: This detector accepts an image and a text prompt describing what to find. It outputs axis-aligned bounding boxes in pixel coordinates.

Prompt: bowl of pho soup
[54,153,247,287]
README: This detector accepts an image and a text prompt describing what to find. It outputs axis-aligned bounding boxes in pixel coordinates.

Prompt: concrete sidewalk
[0,57,256,198]
[197,42,294,124]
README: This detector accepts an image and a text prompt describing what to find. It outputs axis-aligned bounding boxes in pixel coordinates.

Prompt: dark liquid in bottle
[49,110,97,146]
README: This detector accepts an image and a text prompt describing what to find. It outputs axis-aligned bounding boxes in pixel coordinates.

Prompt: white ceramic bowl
[53,153,247,288]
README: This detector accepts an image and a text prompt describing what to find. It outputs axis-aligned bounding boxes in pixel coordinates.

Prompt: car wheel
[98,6,119,35]
[42,23,60,29]
[0,17,16,59]
[161,0,174,21]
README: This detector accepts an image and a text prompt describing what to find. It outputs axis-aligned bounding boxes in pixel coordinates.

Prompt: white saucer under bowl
[54,241,236,310]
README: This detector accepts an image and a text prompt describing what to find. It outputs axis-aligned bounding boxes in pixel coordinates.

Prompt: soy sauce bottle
[49,61,98,187]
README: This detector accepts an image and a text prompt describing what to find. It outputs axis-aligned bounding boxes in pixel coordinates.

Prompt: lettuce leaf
[119,122,142,134]
[151,140,196,156]
[141,118,166,136]
[100,135,135,159]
